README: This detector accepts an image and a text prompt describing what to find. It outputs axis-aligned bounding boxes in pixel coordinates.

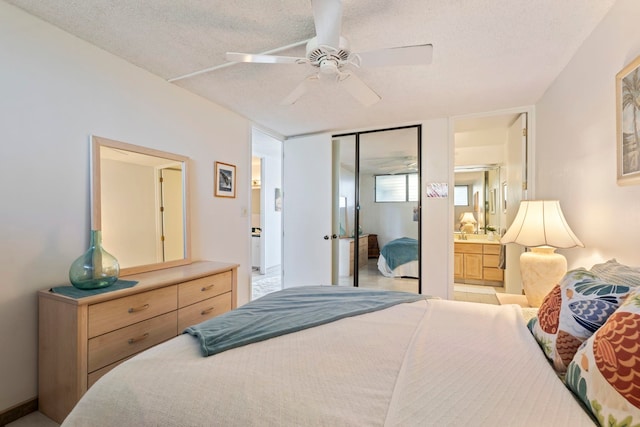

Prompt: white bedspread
[377,254,419,278]
[62,300,595,426]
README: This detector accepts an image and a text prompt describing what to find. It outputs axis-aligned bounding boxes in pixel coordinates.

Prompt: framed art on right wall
[616,55,640,185]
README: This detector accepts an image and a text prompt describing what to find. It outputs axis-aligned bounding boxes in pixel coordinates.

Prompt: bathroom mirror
[454,164,502,234]
[91,135,191,275]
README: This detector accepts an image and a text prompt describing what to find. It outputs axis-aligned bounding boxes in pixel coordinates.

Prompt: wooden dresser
[367,234,380,258]
[38,261,238,423]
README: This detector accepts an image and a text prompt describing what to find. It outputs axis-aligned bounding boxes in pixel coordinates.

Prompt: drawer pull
[128,304,150,313]
[128,333,149,344]
[201,307,215,315]
[201,285,215,292]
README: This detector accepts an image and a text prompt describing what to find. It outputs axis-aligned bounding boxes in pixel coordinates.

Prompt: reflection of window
[454,185,469,206]
[375,174,418,202]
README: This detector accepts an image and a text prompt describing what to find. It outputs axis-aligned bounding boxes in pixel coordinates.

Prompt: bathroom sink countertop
[454,235,501,244]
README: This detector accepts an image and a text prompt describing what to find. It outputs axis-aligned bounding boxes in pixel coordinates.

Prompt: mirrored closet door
[335,125,421,294]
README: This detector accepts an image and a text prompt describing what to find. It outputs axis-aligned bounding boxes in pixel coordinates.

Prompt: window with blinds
[375,173,418,202]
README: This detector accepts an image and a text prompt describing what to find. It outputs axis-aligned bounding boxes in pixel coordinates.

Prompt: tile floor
[6,411,58,427]
[252,259,501,305]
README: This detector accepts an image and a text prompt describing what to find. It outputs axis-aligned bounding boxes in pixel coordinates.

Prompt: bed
[60,284,616,427]
[377,237,419,278]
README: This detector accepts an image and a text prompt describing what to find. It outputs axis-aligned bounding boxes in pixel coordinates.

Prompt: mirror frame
[91,135,192,275]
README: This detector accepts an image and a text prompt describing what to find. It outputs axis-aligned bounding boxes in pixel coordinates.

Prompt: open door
[282,133,336,287]
[504,113,528,295]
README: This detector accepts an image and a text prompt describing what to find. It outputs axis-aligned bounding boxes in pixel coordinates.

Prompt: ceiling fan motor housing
[306,36,350,70]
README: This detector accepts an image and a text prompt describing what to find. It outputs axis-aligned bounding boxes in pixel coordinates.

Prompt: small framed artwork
[214,161,236,198]
[616,55,640,185]
[426,182,448,198]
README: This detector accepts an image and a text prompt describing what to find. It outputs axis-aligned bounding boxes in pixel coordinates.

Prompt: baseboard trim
[0,398,38,427]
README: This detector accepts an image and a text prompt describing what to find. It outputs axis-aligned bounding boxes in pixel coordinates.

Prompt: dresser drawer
[483,244,501,255]
[88,286,178,338]
[178,292,232,331]
[483,268,504,281]
[178,271,232,308]
[483,254,500,268]
[87,355,134,388]
[454,243,483,254]
[88,311,177,372]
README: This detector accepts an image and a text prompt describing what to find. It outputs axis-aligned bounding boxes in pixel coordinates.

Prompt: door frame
[334,124,423,294]
[450,106,535,294]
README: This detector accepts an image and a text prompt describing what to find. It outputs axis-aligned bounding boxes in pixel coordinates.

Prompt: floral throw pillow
[566,289,640,426]
[528,268,632,374]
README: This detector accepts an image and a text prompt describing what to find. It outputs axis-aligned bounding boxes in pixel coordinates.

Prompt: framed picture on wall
[616,55,640,185]
[214,161,236,198]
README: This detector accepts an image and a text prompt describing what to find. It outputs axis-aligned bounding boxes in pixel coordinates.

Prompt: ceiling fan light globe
[319,60,339,75]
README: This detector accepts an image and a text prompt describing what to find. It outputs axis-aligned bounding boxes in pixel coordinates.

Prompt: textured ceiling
[6,0,616,137]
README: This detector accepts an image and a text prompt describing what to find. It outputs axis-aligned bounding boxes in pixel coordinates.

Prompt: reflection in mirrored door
[335,135,355,287]
[335,126,421,294]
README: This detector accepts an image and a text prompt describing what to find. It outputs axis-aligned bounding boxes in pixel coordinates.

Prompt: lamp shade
[501,200,583,248]
[459,212,477,224]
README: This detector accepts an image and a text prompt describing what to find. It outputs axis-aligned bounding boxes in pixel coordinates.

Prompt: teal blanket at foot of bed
[185,285,426,357]
[381,237,418,270]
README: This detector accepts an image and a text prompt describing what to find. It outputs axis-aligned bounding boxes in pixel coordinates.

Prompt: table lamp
[459,212,477,234]
[500,200,583,307]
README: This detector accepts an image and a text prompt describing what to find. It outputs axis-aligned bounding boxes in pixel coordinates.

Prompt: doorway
[335,125,422,294]
[251,129,283,300]
[453,110,531,297]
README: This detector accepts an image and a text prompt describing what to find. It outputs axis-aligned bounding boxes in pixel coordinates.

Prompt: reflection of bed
[62,286,595,426]
[377,237,419,278]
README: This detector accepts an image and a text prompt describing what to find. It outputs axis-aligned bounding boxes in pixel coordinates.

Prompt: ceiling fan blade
[356,44,433,67]
[312,0,342,47]
[338,72,380,107]
[281,76,319,105]
[226,52,306,64]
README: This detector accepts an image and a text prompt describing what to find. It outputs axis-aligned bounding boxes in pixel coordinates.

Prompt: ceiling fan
[364,156,418,174]
[224,0,433,107]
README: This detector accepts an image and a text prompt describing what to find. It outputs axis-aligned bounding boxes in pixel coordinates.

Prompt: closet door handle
[324,235,330,240]
[331,234,338,239]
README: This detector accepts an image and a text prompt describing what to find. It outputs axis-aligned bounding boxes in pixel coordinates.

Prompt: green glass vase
[69,230,120,290]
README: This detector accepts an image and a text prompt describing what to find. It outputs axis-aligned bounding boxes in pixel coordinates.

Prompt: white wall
[535,0,640,269]
[422,119,452,299]
[455,128,508,166]
[0,2,252,412]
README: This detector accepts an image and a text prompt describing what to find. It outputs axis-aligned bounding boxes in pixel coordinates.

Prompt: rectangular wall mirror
[91,135,191,275]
